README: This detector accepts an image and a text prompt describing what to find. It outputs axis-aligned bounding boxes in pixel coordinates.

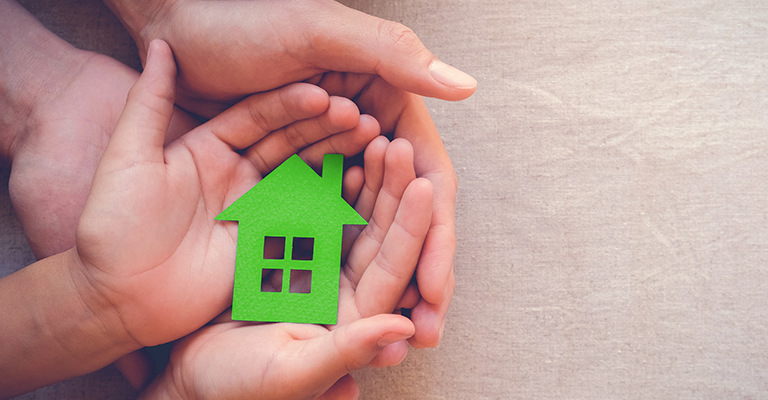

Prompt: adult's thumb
[310,2,476,101]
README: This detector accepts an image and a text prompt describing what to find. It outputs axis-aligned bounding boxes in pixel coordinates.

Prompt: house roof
[215,154,367,231]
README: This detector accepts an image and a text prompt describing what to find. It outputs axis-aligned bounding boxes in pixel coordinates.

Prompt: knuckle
[377,20,424,55]
[281,125,309,151]
[247,100,273,134]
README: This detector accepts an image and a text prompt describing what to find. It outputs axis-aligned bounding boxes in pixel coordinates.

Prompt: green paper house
[216,154,367,324]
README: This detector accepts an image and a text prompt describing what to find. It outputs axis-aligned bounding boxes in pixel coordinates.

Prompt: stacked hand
[85,40,432,399]
[104,0,472,349]
[139,135,433,399]
[76,40,383,348]
[2,0,475,396]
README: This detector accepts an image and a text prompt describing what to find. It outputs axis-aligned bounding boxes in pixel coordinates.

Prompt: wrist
[66,246,143,353]
[0,248,140,397]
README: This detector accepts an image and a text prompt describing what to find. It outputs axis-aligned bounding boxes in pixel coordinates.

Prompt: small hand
[139,137,433,400]
[74,40,378,349]
[106,0,462,349]
[315,72,457,349]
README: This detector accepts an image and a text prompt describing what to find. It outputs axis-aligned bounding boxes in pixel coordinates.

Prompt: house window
[260,236,314,293]
[261,268,282,292]
[289,270,312,293]
[292,237,314,260]
[263,236,285,259]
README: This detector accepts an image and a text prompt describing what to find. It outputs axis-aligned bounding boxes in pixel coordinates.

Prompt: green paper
[216,154,367,324]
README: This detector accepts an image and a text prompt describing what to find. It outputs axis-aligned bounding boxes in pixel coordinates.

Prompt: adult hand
[103,0,477,117]
[1,0,199,260]
[139,137,434,400]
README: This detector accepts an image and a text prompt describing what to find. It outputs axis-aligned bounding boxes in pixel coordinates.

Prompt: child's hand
[73,39,379,349]
[107,0,462,349]
[139,138,433,400]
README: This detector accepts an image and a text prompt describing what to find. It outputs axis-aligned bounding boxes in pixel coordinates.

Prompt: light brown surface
[3,0,768,398]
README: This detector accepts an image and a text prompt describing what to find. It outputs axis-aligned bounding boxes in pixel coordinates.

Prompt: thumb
[309,2,476,101]
[291,314,414,394]
[103,39,177,168]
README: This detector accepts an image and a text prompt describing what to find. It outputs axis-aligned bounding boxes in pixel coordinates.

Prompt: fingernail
[429,60,477,90]
[378,332,410,348]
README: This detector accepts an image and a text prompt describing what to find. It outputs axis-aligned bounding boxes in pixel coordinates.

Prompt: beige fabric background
[2,0,768,398]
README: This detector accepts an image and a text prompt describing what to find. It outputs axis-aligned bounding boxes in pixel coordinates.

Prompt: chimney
[321,154,343,195]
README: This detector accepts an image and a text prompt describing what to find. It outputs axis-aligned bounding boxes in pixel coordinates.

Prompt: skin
[1,0,467,392]
[103,0,469,349]
[141,136,433,400]
[0,40,433,400]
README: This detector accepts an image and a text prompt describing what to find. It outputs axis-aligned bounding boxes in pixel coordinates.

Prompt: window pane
[289,269,312,294]
[261,269,283,292]
[292,237,314,260]
[263,236,285,260]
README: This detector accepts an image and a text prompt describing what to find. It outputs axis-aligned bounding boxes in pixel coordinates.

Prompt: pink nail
[429,60,477,90]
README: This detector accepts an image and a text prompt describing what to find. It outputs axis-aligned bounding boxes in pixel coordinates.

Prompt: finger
[341,166,365,262]
[354,135,389,220]
[342,165,364,206]
[204,82,331,150]
[395,281,421,310]
[344,138,417,285]
[367,340,409,369]
[298,114,381,171]
[416,183,457,304]
[354,178,433,317]
[394,95,458,305]
[316,375,359,400]
[294,314,414,390]
[244,96,360,174]
[112,349,154,390]
[408,268,455,349]
[306,1,477,101]
[103,39,176,168]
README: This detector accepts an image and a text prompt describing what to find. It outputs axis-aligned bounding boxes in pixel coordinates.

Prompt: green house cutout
[216,154,367,324]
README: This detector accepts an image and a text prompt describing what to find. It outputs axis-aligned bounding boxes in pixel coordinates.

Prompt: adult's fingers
[394,95,458,306]
[305,0,477,101]
[408,268,455,349]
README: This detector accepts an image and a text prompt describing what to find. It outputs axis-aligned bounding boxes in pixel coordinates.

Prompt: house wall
[231,223,344,325]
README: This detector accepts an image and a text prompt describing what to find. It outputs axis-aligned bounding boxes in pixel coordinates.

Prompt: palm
[76,130,249,346]
[149,138,433,400]
[313,72,458,347]
[136,0,461,347]
[74,43,380,347]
